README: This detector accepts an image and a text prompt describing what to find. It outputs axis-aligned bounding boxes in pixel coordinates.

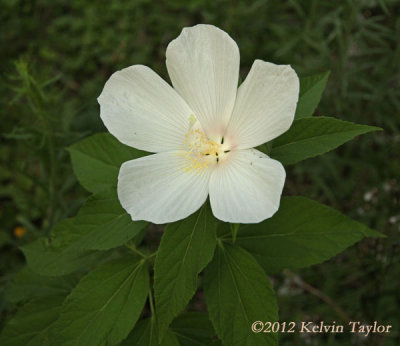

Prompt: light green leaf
[0,295,66,346]
[22,191,147,276]
[270,116,381,165]
[204,244,278,346]
[295,71,330,118]
[154,204,217,339]
[50,256,149,346]
[221,197,384,273]
[121,318,179,346]
[171,312,217,346]
[4,267,80,304]
[68,133,148,193]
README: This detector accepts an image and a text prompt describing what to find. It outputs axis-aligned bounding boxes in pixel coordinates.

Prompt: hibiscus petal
[118,151,211,224]
[224,60,299,150]
[166,24,239,142]
[209,149,286,223]
[98,65,193,153]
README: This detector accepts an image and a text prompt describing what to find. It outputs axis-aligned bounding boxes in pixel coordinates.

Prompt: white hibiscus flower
[98,24,299,224]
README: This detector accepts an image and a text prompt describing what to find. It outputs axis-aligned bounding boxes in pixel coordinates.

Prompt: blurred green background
[0,0,399,345]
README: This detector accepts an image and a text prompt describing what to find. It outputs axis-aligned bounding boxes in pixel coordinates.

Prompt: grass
[1,0,399,345]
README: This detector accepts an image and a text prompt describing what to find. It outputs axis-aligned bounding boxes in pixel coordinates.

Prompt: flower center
[182,125,230,172]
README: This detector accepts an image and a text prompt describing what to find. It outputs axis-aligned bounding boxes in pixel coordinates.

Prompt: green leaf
[50,256,149,346]
[295,71,330,118]
[171,312,217,346]
[21,191,147,276]
[154,204,217,339]
[270,116,381,165]
[221,196,384,273]
[255,141,272,156]
[204,243,278,346]
[0,295,66,346]
[21,219,105,277]
[4,267,80,304]
[68,133,148,193]
[121,318,179,346]
[52,190,148,251]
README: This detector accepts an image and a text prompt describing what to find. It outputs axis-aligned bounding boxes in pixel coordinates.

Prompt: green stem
[127,245,147,258]
[230,223,240,244]
[23,65,57,231]
[125,244,157,260]
[148,287,155,319]
[43,110,57,230]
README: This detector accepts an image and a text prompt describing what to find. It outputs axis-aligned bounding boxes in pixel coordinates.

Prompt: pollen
[182,127,223,173]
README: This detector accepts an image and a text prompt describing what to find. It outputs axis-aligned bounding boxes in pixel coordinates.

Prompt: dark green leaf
[154,204,217,339]
[4,267,79,304]
[0,295,65,346]
[171,312,217,346]
[121,318,179,346]
[50,256,149,346]
[270,116,381,165]
[21,219,105,277]
[68,133,148,193]
[52,190,148,251]
[255,141,272,156]
[221,197,384,273]
[21,191,147,276]
[295,71,330,118]
[204,244,278,346]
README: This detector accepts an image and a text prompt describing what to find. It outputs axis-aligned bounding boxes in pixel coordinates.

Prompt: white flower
[98,24,299,224]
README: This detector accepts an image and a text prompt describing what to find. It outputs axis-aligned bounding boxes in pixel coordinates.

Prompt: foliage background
[0,0,399,345]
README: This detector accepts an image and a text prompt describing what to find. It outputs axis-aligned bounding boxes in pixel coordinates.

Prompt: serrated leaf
[154,204,217,340]
[0,295,66,346]
[295,71,330,118]
[221,197,384,273]
[50,256,149,346]
[171,312,217,346]
[68,133,148,193]
[270,116,381,165]
[4,267,80,304]
[21,191,147,276]
[121,318,179,346]
[204,244,278,346]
